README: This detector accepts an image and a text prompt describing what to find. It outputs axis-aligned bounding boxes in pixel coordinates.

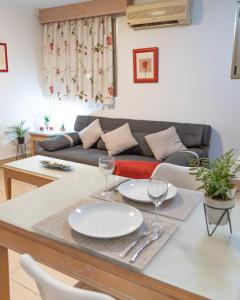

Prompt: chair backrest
[151,163,199,190]
[20,254,115,300]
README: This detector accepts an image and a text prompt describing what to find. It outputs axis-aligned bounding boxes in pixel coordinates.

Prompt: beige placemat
[33,198,178,271]
[93,184,203,221]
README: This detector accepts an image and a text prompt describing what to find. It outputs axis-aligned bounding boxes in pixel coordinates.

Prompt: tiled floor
[0,168,78,300]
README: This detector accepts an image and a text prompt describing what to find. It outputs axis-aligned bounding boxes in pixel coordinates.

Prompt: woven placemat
[33,197,178,271]
[93,183,203,221]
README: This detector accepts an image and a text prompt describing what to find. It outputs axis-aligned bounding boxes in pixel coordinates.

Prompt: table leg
[4,170,12,200]
[31,138,36,156]
[0,246,10,300]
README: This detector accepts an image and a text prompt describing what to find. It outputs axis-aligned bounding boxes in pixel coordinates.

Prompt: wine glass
[99,156,115,198]
[147,176,168,232]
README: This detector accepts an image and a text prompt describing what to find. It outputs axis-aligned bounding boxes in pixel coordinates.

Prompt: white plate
[68,202,143,238]
[118,179,177,203]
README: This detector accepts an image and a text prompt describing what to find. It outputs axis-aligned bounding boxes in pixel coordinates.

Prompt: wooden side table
[29,131,60,155]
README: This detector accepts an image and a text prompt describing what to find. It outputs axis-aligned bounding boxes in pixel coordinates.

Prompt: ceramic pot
[204,197,235,225]
[17,137,25,144]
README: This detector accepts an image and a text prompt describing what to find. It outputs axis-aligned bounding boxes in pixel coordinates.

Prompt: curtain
[43,16,114,104]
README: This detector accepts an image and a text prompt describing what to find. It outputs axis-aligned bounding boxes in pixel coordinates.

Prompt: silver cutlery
[119,222,151,258]
[129,231,164,263]
[109,179,130,192]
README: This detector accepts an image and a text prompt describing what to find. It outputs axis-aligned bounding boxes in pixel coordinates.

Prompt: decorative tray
[40,160,72,171]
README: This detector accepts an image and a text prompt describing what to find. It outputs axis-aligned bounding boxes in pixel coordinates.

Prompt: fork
[129,231,164,263]
[109,179,130,192]
[119,222,151,258]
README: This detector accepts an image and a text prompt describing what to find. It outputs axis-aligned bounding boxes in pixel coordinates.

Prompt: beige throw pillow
[101,123,138,156]
[145,126,186,161]
[78,119,104,149]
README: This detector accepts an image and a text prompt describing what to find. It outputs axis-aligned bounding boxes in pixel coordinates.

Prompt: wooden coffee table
[2,155,82,200]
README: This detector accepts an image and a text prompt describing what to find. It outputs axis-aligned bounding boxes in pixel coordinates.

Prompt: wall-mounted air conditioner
[126,0,192,30]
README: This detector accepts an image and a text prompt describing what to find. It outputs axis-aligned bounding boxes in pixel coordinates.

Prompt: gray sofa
[37,115,211,166]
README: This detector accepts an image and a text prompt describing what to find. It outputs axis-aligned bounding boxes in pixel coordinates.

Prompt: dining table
[0,163,240,300]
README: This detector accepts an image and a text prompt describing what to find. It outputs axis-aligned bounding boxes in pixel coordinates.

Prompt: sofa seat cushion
[37,146,157,167]
[114,160,160,179]
[38,146,108,166]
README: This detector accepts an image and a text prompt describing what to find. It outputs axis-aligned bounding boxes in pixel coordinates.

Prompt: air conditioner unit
[126,0,192,30]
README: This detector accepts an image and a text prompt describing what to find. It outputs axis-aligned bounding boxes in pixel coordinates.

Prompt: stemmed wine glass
[99,156,115,198]
[147,176,168,232]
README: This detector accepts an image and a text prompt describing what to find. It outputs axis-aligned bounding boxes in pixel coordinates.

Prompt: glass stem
[155,204,160,224]
[105,175,108,195]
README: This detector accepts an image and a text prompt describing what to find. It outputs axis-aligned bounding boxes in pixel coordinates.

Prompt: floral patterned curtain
[43,16,114,104]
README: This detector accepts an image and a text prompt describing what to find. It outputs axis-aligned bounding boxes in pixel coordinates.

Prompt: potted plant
[191,149,240,225]
[44,115,50,130]
[7,120,30,144]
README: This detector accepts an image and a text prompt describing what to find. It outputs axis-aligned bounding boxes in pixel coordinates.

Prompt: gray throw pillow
[39,132,80,152]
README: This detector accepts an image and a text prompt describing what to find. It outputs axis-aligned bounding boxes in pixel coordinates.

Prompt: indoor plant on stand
[191,149,240,236]
[7,120,30,159]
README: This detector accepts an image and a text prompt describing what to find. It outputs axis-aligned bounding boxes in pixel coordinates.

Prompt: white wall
[94,0,240,158]
[0,2,48,159]
[0,1,98,159]
[0,0,239,159]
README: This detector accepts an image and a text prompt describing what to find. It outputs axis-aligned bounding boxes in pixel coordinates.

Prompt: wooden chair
[20,254,115,300]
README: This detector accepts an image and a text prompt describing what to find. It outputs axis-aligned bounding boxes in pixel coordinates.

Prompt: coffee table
[2,155,82,200]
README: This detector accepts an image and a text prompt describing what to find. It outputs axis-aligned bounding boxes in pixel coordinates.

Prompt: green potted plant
[191,149,240,225]
[7,120,30,144]
[44,115,50,130]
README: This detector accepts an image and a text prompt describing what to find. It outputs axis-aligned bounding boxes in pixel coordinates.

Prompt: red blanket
[114,160,160,179]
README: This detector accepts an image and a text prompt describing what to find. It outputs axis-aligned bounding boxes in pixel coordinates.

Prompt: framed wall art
[231,2,240,79]
[0,43,8,72]
[133,47,158,83]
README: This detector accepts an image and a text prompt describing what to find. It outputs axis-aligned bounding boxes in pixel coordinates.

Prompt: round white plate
[68,202,143,238]
[118,179,177,203]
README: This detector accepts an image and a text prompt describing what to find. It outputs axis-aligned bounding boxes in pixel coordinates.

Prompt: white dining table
[0,163,240,300]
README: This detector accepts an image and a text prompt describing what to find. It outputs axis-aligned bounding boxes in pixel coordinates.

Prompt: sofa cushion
[97,131,153,157]
[78,119,104,149]
[132,132,153,156]
[38,146,108,166]
[101,123,138,156]
[39,132,80,152]
[37,146,157,167]
[74,115,211,148]
[145,127,187,161]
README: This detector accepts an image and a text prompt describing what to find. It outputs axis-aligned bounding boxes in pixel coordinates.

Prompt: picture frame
[133,47,158,83]
[0,43,8,72]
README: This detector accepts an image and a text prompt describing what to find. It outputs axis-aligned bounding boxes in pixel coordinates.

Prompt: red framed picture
[133,47,158,83]
[0,43,8,72]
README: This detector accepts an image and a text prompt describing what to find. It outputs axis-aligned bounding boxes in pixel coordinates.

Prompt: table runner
[93,182,203,221]
[33,197,178,271]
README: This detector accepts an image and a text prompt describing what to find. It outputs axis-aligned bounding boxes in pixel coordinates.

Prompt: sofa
[37,115,211,167]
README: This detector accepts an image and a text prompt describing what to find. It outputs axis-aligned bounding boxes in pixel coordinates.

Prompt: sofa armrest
[164,151,199,167]
[39,132,81,152]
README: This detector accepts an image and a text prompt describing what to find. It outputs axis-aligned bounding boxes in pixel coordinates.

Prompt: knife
[129,231,164,263]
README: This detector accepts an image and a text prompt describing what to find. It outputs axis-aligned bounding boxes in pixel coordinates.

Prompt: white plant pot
[204,197,235,225]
